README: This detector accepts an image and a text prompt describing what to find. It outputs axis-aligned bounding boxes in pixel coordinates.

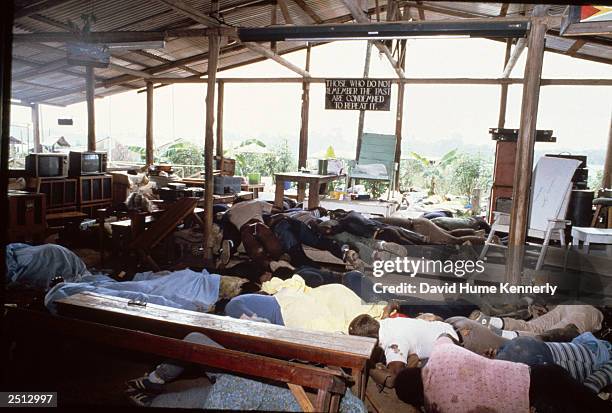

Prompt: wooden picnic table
[274,172,345,209]
[54,292,376,401]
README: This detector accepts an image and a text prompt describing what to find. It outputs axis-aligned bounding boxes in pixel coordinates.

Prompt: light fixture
[285,35,471,41]
[239,20,529,42]
[106,40,166,50]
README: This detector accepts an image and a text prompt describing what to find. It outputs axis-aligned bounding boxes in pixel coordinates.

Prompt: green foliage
[363,181,389,199]
[159,141,203,177]
[409,149,458,195]
[450,153,493,199]
[127,140,204,177]
[400,150,493,199]
[588,169,604,191]
[226,138,296,178]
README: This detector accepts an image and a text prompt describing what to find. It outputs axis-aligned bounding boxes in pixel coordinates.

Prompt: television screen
[82,154,99,173]
[38,156,60,177]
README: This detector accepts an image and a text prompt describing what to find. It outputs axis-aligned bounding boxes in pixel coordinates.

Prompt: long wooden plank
[8,308,346,395]
[148,77,612,86]
[55,292,376,369]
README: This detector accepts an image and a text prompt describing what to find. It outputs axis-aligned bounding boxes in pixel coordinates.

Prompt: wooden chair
[348,133,398,199]
[480,156,581,270]
[128,197,199,271]
[591,197,612,228]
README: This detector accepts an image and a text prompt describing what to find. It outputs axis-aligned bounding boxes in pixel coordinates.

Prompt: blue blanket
[45,269,221,314]
[6,243,90,289]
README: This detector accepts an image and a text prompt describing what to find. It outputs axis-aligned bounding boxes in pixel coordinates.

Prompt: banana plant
[410,149,458,195]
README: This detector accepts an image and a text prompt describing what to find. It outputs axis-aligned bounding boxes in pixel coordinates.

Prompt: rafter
[156,0,222,28]
[14,0,74,19]
[278,0,294,24]
[130,50,202,75]
[502,38,527,78]
[292,0,323,24]
[241,42,311,77]
[566,39,587,57]
[341,0,405,78]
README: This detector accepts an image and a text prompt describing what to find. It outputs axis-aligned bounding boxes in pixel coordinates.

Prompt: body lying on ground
[386,335,609,413]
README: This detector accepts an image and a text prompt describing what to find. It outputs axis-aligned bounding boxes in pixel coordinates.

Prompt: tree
[451,153,492,199]
[410,149,458,195]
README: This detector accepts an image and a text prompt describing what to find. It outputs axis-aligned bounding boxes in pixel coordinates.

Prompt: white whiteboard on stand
[529,156,581,232]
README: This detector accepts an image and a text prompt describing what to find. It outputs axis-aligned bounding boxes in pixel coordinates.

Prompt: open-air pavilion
[1,1,612,412]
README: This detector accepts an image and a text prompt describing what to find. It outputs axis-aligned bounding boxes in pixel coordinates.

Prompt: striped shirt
[545,342,598,382]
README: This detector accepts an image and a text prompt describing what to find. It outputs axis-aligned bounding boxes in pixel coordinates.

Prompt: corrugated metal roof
[11,1,612,106]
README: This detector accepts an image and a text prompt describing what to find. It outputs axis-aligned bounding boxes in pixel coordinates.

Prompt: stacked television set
[25,151,111,217]
[68,152,112,216]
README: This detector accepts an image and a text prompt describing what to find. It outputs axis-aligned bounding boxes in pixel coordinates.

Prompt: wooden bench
[6,306,347,412]
[54,292,376,402]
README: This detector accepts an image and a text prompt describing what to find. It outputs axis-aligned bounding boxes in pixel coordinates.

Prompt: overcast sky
[10,38,612,162]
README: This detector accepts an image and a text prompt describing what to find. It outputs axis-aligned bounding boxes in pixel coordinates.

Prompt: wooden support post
[602,117,612,190]
[297,43,312,201]
[498,39,513,128]
[145,82,154,166]
[271,2,278,53]
[394,81,404,190]
[216,81,224,159]
[31,103,41,152]
[86,66,96,151]
[203,33,221,263]
[506,11,547,283]
[1,0,15,311]
[356,41,373,161]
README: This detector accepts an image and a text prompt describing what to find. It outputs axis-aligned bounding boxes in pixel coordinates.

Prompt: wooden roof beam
[12,58,68,81]
[341,0,405,78]
[502,37,527,78]
[292,0,323,24]
[241,42,311,77]
[416,1,426,20]
[12,28,228,43]
[278,0,294,24]
[14,0,74,19]
[12,55,105,82]
[102,42,244,88]
[566,39,587,57]
[499,3,510,18]
[108,59,156,79]
[130,50,203,76]
[156,0,223,28]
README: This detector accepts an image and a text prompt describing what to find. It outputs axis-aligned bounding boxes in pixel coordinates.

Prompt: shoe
[126,376,164,394]
[270,260,295,273]
[125,389,155,407]
[375,240,407,257]
[344,250,366,273]
[220,240,231,266]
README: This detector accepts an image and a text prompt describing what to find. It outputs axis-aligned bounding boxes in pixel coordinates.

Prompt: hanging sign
[325,79,392,111]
